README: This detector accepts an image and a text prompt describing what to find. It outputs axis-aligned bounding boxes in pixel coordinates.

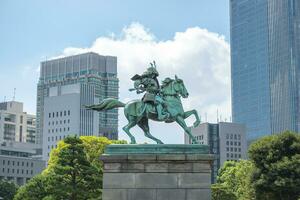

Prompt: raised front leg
[183,109,201,128]
[176,115,198,144]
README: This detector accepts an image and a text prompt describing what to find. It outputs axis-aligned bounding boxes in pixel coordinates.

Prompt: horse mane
[161,78,175,96]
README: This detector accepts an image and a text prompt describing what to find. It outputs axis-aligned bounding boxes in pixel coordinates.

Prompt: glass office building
[230,0,300,142]
[36,52,119,148]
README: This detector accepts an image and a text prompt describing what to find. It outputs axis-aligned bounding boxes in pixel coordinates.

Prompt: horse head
[161,76,189,98]
[174,75,189,98]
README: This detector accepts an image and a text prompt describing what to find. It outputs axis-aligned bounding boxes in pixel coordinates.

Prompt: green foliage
[13,174,49,200]
[212,160,255,200]
[0,179,18,200]
[248,131,300,200]
[14,136,126,200]
[211,184,236,200]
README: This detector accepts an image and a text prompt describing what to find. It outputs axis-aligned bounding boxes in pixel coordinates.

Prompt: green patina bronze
[85,61,201,144]
[104,144,209,155]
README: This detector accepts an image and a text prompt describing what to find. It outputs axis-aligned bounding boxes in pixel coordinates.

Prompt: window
[56,112,58,117]
[64,111,66,116]
[31,163,33,167]
[60,111,62,117]
[17,162,19,166]
[52,112,55,118]
[8,161,10,165]
[68,110,70,115]
[2,160,5,165]
[230,141,233,145]
[64,120,66,124]
[226,134,229,139]
[234,134,237,139]
[49,113,51,118]
[12,161,14,166]
[226,141,229,145]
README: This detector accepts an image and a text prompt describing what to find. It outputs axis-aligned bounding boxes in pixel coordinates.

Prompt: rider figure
[130,61,169,120]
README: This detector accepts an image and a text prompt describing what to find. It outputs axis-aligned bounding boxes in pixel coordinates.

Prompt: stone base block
[101,144,214,200]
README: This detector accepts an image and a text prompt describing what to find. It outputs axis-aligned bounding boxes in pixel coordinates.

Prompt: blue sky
[0,0,230,143]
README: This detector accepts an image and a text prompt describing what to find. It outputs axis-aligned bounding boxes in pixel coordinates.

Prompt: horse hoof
[130,140,137,144]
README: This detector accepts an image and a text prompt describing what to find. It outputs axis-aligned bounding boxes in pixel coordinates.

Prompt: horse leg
[122,116,138,144]
[175,115,198,144]
[183,109,201,128]
[137,118,164,144]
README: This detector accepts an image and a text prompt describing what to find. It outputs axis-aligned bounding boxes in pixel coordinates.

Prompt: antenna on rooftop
[13,88,16,101]
[3,96,6,102]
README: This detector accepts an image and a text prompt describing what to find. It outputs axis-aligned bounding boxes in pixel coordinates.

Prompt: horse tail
[85,98,125,111]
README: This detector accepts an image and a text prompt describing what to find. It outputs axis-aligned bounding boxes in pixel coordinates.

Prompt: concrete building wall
[0,156,45,185]
[185,122,247,183]
[0,101,37,144]
[37,52,119,147]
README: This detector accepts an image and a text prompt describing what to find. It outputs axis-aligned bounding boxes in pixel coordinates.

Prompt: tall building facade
[0,101,37,144]
[36,52,119,160]
[230,0,300,142]
[184,122,247,183]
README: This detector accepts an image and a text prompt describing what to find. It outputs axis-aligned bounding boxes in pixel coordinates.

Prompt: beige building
[0,101,37,144]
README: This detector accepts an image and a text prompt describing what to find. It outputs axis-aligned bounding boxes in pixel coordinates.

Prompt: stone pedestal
[100,144,214,200]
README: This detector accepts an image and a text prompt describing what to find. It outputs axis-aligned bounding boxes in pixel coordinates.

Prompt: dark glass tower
[230,0,300,142]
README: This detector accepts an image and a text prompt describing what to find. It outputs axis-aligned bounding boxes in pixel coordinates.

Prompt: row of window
[2,160,33,167]
[48,110,70,118]
[48,127,70,133]
[48,119,70,126]
[226,134,242,140]
[2,168,33,175]
[226,147,242,152]
[47,134,76,142]
[226,153,242,159]
[226,141,241,146]
[195,135,204,140]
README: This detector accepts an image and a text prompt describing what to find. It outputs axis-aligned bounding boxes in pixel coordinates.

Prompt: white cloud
[58,22,231,143]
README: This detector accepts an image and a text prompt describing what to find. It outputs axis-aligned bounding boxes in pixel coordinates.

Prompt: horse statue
[85,75,200,144]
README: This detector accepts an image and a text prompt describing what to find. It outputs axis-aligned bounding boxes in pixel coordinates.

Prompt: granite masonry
[100,144,214,200]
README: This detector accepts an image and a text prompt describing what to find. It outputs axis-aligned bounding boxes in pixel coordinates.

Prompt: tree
[13,175,50,200]
[248,131,300,200]
[0,179,18,200]
[14,136,126,200]
[212,160,255,200]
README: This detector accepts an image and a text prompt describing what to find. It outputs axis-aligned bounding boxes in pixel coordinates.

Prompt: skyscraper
[36,52,119,160]
[230,0,300,142]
